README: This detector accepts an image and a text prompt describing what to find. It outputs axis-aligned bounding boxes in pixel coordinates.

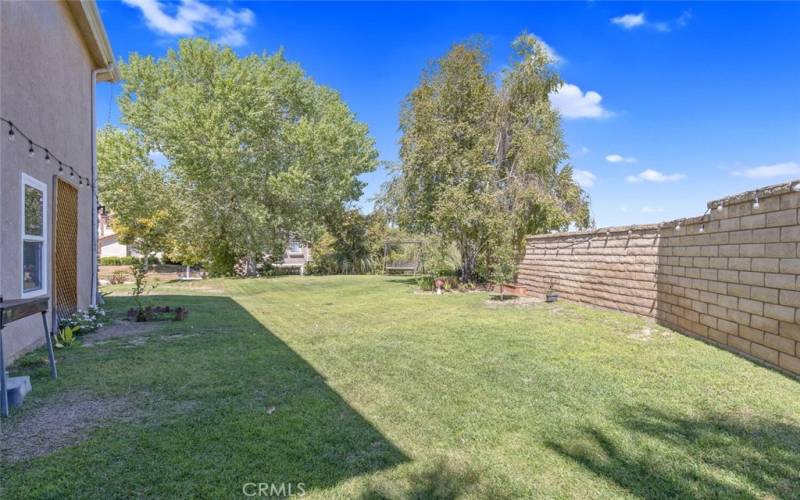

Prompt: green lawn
[3,275,800,498]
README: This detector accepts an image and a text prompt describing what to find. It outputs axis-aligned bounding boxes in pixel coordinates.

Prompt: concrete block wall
[518,180,800,376]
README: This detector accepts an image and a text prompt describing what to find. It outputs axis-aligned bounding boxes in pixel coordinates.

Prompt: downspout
[91,65,115,306]
[90,68,99,306]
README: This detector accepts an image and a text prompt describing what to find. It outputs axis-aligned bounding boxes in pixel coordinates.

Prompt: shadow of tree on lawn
[4,295,409,497]
[546,404,800,498]
[358,457,516,500]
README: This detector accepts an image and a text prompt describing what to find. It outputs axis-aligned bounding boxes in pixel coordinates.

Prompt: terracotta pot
[495,283,528,297]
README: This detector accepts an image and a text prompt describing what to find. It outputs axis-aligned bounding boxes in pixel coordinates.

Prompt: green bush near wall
[98,256,162,266]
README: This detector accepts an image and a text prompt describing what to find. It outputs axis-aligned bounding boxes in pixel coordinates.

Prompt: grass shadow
[546,403,800,498]
[3,294,408,497]
[358,458,515,500]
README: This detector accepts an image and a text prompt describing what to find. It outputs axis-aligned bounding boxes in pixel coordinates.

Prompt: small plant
[416,275,435,291]
[55,326,78,348]
[59,306,106,334]
[490,246,518,301]
[109,270,128,285]
[131,259,158,321]
[545,277,559,303]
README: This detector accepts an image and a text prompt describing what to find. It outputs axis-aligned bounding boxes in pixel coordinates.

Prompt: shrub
[109,270,128,284]
[59,306,106,335]
[100,256,141,266]
[99,256,163,266]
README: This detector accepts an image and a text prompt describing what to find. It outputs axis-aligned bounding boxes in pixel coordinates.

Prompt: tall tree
[384,34,590,281]
[118,39,378,274]
[97,126,173,260]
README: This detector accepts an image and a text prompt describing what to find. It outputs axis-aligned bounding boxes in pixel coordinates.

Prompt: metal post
[42,311,57,379]
[1,326,7,417]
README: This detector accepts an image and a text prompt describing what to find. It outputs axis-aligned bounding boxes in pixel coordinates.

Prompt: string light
[717,202,724,211]
[699,223,704,233]
[0,116,93,189]
[753,196,760,209]
[794,183,800,192]
[675,222,681,231]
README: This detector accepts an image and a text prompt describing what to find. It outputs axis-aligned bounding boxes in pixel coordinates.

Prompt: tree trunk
[459,243,478,283]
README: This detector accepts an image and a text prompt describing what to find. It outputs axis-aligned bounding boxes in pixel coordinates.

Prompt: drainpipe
[90,66,114,307]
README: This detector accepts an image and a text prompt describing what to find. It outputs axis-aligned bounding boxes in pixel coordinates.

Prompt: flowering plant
[58,306,106,335]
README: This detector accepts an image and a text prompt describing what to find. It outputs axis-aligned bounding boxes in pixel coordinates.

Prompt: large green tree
[117,39,378,274]
[383,34,590,281]
[97,126,173,260]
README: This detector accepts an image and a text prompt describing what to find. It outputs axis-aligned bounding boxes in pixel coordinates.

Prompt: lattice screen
[54,179,78,321]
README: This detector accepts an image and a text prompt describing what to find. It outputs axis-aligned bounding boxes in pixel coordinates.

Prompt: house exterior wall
[519,181,800,377]
[0,1,96,363]
[99,235,130,258]
[276,241,312,274]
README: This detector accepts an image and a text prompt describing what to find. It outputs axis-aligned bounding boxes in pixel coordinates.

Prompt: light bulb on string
[753,196,759,209]
[8,123,15,142]
[58,161,63,173]
[45,150,51,164]
[69,167,74,178]
[28,140,35,157]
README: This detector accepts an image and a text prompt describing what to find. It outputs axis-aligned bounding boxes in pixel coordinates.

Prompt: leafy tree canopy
[97,126,173,259]
[113,38,378,273]
[381,34,591,281]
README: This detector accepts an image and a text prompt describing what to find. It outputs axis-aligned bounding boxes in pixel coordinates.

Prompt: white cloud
[581,146,590,154]
[573,169,597,188]
[611,10,691,32]
[611,13,646,29]
[605,154,637,164]
[122,0,255,47]
[626,169,686,183]
[641,206,664,214]
[730,162,800,179]
[550,83,612,119]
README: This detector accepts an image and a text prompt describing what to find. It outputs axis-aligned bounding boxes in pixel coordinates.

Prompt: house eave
[64,0,120,82]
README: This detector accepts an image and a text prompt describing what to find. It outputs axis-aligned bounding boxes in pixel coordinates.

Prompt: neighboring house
[98,208,140,258]
[275,240,312,275]
[0,1,118,363]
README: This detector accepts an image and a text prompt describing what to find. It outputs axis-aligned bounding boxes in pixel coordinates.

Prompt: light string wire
[1,116,93,188]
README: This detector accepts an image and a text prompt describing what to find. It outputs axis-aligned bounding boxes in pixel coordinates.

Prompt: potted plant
[545,277,559,303]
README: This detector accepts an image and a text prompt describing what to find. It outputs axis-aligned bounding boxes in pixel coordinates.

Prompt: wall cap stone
[527,180,800,241]
[706,179,800,209]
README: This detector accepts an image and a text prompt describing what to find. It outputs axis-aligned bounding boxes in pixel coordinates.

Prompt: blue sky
[98,1,800,227]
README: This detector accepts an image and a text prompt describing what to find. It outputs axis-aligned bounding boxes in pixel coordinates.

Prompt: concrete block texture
[521,180,800,376]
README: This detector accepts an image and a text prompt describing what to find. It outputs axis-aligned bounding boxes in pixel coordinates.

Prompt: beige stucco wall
[0,1,96,363]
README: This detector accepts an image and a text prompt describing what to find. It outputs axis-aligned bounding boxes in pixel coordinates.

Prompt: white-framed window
[21,173,48,298]
[289,241,303,254]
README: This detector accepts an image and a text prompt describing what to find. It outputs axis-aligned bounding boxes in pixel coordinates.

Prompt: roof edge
[64,0,120,81]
